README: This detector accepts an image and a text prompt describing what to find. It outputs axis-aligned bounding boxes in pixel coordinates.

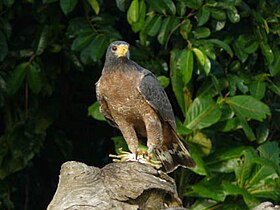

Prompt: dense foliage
[0,0,279,209]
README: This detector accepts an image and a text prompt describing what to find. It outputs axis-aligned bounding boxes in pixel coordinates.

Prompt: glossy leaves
[60,0,78,15]
[185,96,222,130]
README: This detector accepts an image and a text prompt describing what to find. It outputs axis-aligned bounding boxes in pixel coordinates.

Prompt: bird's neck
[103,57,131,72]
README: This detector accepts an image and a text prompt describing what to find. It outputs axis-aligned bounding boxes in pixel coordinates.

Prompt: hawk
[96,41,195,173]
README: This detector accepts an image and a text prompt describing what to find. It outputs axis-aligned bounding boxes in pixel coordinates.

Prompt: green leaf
[189,132,212,156]
[67,18,92,37]
[176,1,186,17]
[210,8,227,21]
[214,20,226,31]
[80,35,109,64]
[260,42,274,65]
[234,39,248,62]
[236,148,257,187]
[243,41,259,54]
[226,95,270,141]
[157,17,170,44]
[178,48,193,85]
[162,0,176,15]
[27,64,42,94]
[184,0,203,9]
[176,117,192,135]
[60,0,78,15]
[170,50,185,114]
[146,15,162,37]
[188,144,208,176]
[0,31,8,62]
[127,0,139,24]
[112,136,129,155]
[193,48,205,67]
[256,121,269,144]
[157,75,169,89]
[115,0,130,12]
[146,0,167,15]
[157,16,179,45]
[206,145,248,173]
[258,141,280,165]
[222,181,260,208]
[226,6,240,23]
[203,55,211,75]
[197,5,210,26]
[34,25,49,56]
[236,111,256,141]
[7,63,29,94]
[269,48,280,76]
[213,118,240,132]
[267,80,280,96]
[249,80,266,100]
[88,101,105,121]
[89,35,108,62]
[71,33,95,51]
[248,158,278,187]
[190,199,218,210]
[229,75,249,95]
[208,39,233,57]
[226,95,271,121]
[199,43,216,60]
[87,0,100,15]
[222,181,243,195]
[180,18,192,40]
[249,178,280,201]
[229,60,241,72]
[185,96,222,130]
[187,178,226,201]
[192,27,211,39]
[131,0,146,33]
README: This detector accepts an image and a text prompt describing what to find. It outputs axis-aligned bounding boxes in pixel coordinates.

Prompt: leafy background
[0,0,280,209]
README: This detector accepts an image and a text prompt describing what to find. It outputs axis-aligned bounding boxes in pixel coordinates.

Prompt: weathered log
[47,161,186,210]
[253,202,280,210]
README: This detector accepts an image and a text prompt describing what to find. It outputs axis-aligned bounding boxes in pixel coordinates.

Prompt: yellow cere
[116,44,128,57]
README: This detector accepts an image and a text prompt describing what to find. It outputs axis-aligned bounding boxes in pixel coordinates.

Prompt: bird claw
[109,148,137,162]
[109,147,162,169]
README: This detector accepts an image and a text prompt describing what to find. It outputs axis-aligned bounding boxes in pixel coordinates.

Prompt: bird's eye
[112,46,117,51]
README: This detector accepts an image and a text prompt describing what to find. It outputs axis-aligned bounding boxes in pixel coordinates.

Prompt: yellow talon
[109,147,162,170]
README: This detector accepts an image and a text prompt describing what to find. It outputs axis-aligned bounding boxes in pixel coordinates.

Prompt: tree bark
[47,161,186,210]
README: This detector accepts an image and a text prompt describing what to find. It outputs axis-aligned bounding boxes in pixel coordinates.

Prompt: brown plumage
[96,41,195,173]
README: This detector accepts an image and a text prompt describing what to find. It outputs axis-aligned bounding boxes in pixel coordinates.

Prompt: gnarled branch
[47,161,186,210]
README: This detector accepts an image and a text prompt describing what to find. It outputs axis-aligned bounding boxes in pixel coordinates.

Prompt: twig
[164,19,186,50]
[83,0,98,33]
[164,10,196,49]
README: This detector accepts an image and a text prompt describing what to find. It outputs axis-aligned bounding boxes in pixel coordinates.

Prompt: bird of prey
[96,41,195,173]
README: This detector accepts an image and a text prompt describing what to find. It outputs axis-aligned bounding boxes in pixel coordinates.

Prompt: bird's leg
[143,113,163,154]
[147,144,156,154]
[110,123,139,162]
[141,113,163,169]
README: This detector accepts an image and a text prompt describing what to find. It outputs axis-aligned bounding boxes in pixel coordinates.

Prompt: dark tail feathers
[154,134,196,173]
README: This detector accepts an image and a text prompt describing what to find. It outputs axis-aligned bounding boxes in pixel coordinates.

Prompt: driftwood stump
[47,161,185,210]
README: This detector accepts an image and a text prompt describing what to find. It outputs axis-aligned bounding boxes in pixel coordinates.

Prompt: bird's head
[105,41,130,62]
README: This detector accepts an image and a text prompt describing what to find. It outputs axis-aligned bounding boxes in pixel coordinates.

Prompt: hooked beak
[116,44,129,57]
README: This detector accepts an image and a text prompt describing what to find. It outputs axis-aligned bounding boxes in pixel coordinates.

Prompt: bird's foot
[109,148,137,162]
[137,154,162,169]
[139,145,161,169]
[109,147,162,169]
